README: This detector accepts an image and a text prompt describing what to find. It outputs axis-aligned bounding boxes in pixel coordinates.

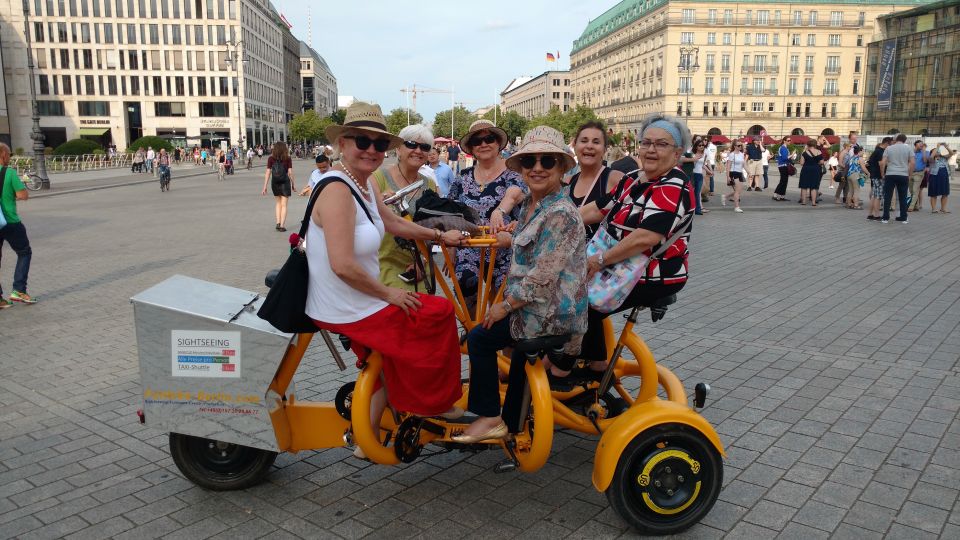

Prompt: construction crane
[400,84,453,121]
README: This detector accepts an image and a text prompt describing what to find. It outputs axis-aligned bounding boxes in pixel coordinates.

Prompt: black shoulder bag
[257,174,373,333]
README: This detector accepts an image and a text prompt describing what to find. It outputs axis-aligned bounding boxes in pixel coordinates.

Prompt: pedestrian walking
[261,141,295,231]
[928,143,952,214]
[880,133,914,224]
[773,136,792,201]
[722,141,746,212]
[798,140,823,206]
[0,143,37,307]
[909,140,930,212]
[745,137,764,191]
[145,147,155,174]
[844,147,864,209]
[866,137,891,220]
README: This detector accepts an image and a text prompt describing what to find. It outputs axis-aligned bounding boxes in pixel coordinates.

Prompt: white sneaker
[734,207,744,213]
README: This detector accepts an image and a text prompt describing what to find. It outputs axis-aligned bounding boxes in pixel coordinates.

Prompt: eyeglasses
[638,140,676,151]
[344,135,392,152]
[518,154,559,170]
[469,133,500,147]
[403,140,432,152]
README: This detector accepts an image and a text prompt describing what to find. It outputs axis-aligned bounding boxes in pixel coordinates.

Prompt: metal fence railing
[8,153,136,175]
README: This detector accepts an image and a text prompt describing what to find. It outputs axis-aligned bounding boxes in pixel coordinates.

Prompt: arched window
[791,128,805,136]
[707,127,722,135]
[747,124,765,136]
[820,128,835,136]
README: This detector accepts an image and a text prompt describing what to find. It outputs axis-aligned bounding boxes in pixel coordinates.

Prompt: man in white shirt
[761,145,772,189]
[300,154,332,196]
[704,139,717,198]
[145,147,155,173]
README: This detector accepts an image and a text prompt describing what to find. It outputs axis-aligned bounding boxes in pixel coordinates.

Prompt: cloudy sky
[276,0,612,123]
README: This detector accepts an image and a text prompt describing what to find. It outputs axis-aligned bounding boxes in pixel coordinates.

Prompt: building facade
[0,0,295,152]
[570,0,934,140]
[500,71,571,120]
[863,0,960,136]
[299,41,337,117]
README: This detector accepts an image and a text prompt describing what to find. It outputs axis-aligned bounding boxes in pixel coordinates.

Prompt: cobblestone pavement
[1,161,958,539]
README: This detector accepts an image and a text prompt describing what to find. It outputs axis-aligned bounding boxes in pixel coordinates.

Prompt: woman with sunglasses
[454,126,587,443]
[722,142,746,212]
[371,124,438,290]
[576,114,695,375]
[567,120,625,240]
[307,102,467,457]
[447,120,526,303]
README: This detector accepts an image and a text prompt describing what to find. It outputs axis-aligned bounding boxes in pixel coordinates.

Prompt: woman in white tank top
[307,102,467,458]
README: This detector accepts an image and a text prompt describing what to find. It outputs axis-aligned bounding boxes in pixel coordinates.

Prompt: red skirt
[313,294,462,416]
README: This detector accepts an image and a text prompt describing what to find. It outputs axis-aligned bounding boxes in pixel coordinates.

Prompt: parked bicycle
[20,169,43,191]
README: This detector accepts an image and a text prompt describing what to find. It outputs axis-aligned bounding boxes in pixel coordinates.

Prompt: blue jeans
[0,222,32,295]
[708,173,714,192]
[763,165,769,188]
[692,173,704,214]
[882,175,909,221]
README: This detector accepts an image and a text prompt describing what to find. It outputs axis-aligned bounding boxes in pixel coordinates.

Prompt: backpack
[271,159,288,184]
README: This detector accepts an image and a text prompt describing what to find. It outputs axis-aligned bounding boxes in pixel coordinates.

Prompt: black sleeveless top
[568,167,612,240]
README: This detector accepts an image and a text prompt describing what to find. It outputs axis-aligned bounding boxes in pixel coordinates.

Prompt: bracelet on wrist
[502,300,513,313]
[597,252,605,267]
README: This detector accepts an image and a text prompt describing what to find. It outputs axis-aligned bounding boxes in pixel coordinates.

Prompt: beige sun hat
[325,101,404,151]
[505,126,577,173]
[459,119,508,153]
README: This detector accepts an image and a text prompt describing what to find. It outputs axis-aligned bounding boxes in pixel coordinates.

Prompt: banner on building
[877,40,897,111]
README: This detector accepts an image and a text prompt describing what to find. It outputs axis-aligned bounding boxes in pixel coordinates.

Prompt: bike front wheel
[24,174,43,191]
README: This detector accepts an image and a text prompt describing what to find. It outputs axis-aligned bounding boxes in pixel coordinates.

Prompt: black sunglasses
[518,154,559,170]
[344,135,391,152]
[469,133,500,147]
[403,140,432,152]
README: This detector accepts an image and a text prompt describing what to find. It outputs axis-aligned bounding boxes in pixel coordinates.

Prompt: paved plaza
[1,160,959,539]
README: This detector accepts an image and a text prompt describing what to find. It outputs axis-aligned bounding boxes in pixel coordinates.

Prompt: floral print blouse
[505,190,588,355]
[447,166,526,293]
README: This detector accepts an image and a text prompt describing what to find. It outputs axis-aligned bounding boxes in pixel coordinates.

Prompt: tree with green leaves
[432,106,476,140]
[329,109,346,125]
[385,108,423,135]
[481,107,528,143]
[289,110,325,142]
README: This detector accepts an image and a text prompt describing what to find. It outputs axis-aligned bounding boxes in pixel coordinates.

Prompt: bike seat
[514,334,571,354]
[264,269,280,288]
[644,294,677,308]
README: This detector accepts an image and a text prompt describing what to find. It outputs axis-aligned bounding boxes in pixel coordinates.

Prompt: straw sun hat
[459,119,508,153]
[325,101,404,151]
[505,126,577,173]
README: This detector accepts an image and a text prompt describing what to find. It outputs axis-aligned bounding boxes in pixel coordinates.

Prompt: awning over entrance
[78,127,110,136]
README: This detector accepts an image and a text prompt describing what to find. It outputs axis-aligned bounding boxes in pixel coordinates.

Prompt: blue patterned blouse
[505,189,588,355]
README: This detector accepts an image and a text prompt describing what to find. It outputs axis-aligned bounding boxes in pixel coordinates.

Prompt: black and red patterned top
[595,168,694,285]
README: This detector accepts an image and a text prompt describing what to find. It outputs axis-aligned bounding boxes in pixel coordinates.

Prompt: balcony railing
[825,67,842,75]
[677,87,695,94]
[741,66,780,74]
[823,89,839,96]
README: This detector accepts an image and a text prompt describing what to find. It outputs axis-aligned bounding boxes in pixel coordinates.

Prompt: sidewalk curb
[31,169,216,198]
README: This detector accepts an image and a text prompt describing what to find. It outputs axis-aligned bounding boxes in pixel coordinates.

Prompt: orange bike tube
[351,353,400,465]
[269,333,314,396]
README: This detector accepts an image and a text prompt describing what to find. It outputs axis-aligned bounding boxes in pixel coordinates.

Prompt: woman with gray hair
[577,115,696,373]
[372,124,439,290]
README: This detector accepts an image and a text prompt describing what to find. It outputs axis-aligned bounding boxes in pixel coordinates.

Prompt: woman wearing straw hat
[371,124,438,290]
[305,102,467,456]
[447,120,527,303]
[577,114,696,375]
[454,126,588,443]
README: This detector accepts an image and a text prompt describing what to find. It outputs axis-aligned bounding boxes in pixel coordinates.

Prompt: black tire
[335,382,356,420]
[168,433,277,491]
[606,424,722,535]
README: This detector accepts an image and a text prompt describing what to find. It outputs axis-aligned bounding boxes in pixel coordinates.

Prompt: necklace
[396,164,417,187]
[340,166,371,198]
[474,162,504,188]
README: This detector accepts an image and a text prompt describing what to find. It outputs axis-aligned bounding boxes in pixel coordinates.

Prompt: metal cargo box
[131,275,292,451]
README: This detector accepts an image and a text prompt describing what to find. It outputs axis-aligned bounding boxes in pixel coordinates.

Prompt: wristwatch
[502,300,513,313]
[597,252,605,267]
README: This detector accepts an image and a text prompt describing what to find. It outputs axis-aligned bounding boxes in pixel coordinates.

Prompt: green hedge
[52,138,101,156]
[127,136,174,153]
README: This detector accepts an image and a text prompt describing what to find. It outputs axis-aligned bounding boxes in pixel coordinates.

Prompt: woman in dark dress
[566,121,624,240]
[798,140,823,206]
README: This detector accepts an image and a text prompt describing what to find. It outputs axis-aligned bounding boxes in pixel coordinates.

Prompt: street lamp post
[20,0,50,189]
[225,41,248,150]
[678,46,700,122]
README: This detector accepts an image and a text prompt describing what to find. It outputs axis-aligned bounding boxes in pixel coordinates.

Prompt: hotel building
[500,70,572,120]
[299,41,337,117]
[570,0,934,140]
[0,0,303,151]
